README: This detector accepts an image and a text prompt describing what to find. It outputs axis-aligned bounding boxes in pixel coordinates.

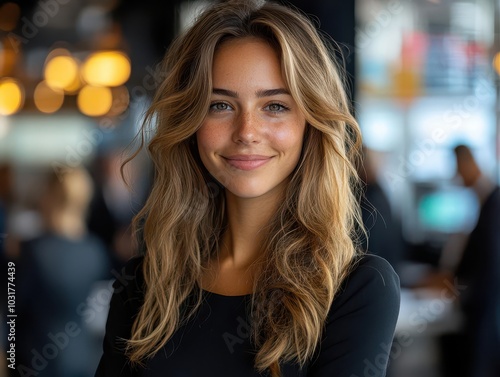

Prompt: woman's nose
[233,111,261,144]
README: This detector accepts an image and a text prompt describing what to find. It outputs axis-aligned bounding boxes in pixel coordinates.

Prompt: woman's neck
[221,189,281,268]
[201,188,283,296]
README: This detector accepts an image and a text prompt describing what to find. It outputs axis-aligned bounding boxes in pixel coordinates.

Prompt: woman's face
[196,37,306,200]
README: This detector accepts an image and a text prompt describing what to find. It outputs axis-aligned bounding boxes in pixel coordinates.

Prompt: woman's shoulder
[330,254,400,319]
[121,254,145,276]
[112,255,146,303]
[348,253,399,286]
[308,254,401,374]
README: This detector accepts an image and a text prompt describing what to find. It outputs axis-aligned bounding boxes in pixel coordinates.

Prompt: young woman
[95,1,400,376]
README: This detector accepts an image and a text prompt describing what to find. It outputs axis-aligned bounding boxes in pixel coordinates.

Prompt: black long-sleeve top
[95,254,400,377]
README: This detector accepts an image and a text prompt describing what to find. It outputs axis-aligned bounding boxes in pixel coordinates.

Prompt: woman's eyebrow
[255,88,290,97]
[212,88,290,98]
[213,88,238,97]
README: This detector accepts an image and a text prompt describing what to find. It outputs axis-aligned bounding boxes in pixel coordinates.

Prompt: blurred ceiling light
[82,51,131,87]
[77,85,112,117]
[44,55,80,91]
[0,3,21,32]
[0,78,24,116]
[64,74,83,94]
[44,48,83,93]
[34,81,65,114]
[107,86,130,116]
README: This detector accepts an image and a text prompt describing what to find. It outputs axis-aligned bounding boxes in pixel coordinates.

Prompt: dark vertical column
[285,0,356,106]
[112,0,181,85]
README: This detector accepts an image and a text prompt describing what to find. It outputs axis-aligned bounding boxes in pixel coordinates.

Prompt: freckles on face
[196,37,306,199]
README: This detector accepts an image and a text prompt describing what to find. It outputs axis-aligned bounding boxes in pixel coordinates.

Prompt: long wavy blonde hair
[126,1,363,375]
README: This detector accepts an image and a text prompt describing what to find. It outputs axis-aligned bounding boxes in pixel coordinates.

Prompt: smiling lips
[223,155,273,170]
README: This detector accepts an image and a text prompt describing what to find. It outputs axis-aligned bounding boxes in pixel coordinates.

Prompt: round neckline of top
[201,289,252,298]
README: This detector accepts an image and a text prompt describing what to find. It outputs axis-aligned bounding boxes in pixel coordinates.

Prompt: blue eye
[265,103,289,113]
[209,102,232,112]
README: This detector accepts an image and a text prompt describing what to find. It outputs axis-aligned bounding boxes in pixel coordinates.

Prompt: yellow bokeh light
[82,51,131,87]
[34,81,65,114]
[493,53,500,75]
[64,74,83,94]
[45,55,79,90]
[0,78,24,116]
[77,85,112,117]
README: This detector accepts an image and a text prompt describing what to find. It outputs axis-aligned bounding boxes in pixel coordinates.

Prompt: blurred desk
[389,288,464,377]
[396,288,464,336]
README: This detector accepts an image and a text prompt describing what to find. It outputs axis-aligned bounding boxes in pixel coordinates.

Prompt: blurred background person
[87,149,143,271]
[0,162,22,262]
[0,163,12,255]
[427,144,500,377]
[16,168,110,377]
[446,144,500,377]
[359,147,404,272]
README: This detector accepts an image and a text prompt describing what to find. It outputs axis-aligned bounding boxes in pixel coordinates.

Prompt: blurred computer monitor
[416,184,479,235]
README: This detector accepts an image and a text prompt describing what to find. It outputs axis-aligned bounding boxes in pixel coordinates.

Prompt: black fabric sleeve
[308,255,400,377]
[95,256,145,377]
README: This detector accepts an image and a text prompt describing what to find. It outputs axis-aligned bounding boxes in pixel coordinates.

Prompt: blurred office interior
[0,0,499,376]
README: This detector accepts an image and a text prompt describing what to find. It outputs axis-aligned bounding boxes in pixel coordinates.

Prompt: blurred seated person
[0,163,12,255]
[0,163,21,261]
[16,168,110,377]
[87,150,141,270]
[430,145,499,377]
[452,144,499,377]
[359,147,403,270]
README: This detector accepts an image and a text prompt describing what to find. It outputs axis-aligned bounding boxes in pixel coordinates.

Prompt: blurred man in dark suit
[453,144,500,377]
